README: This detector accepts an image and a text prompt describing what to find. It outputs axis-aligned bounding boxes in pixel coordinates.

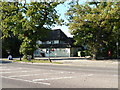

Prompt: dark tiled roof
[40,44,71,48]
[42,29,68,41]
[40,29,82,48]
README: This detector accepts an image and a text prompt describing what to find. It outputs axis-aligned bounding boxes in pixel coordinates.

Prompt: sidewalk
[1,57,118,68]
[54,59,118,68]
[35,57,118,68]
[34,57,88,60]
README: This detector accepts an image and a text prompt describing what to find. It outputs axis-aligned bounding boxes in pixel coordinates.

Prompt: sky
[52,1,86,37]
[52,1,72,37]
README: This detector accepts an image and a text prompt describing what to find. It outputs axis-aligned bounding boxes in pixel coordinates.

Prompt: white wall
[34,48,70,57]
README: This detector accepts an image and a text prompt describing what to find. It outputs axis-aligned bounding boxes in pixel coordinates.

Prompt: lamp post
[116,27,119,59]
[116,42,119,59]
[48,48,50,61]
[27,41,32,61]
[48,42,52,63]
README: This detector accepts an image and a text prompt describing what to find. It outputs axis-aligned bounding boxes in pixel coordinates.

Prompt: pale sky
[52,1,72,37]
[53,1,86,37]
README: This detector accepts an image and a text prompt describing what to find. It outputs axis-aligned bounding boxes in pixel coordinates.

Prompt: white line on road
[0,68,23,71]
[8,73,52,78]
[113,75,118,77]
[8,71,75,78]
[1,76,50,85]
[2,71,28,73]
[0,66,8,68]
[87,74,93,76]
[1,70,42,74]
[33,76,74,81]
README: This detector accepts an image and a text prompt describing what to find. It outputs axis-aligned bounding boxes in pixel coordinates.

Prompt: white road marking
[58,71,75,74]
[0,66,8,68]
[0,66,27,69]
[1,76,50,85]
[8,73,52,78]
[8,72,75,78]
[0,68,23,71]
[113,75,118,77]
[87,74,93,76]
[1,70,41,74]
[80,74,94,77]
[33,76,74,81]
[2,71,28,73]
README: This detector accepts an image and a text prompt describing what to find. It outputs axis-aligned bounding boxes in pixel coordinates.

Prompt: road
[0,61,118,88]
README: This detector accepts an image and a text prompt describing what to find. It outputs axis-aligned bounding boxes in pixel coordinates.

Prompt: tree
[1,1,64,59]
[66,1,120,59]
[0,1,22,57]
[2,35,22,58]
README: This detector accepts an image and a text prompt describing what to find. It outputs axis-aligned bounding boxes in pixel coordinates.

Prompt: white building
[34,29,83,57]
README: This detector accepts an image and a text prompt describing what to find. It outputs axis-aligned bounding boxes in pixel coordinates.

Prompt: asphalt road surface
[1,61,118,88]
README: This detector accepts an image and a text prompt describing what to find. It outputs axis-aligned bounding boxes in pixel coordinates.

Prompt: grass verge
[13,59,62,64]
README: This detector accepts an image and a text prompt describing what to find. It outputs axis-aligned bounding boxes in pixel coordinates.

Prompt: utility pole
[116,42,119,59]
[48,42,53,62]
[116,27,119,59]
[48,48,52,62]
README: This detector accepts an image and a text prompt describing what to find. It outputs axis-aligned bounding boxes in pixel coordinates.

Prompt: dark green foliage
[1,1,64,58]
[66,2,120,59]
[2,35,22,58]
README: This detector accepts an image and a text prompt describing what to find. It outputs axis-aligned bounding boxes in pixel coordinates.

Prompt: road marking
[58,71,74,74]
[1,70,41,74]
[79,74,94,77]
[8,72,75,78]
[0,66,8,68]
[87,74,93,76]
[113,75,118,77]
[1,76,50,85]
[33,76,74,81]
[0,68,23,71]
[2,71,28,73]
[8,73,52,78]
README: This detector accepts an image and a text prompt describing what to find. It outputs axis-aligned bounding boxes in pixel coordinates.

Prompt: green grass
[13,59,62,64]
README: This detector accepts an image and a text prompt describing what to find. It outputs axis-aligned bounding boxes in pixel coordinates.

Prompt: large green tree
[66,1,120,59]
[2,35,22,58]
[1,1,64,59]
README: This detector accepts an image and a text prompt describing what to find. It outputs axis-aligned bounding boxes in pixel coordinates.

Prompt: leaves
[1,1,64,57]
[66,1,120,58]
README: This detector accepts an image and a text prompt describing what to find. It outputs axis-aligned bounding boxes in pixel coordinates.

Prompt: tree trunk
[92,54,96,60]
[31,54,34,59]
[92,49,97,60]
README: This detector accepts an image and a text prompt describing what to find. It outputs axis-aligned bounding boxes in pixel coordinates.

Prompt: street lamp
[48,42,52,63]
[116,42,119,59]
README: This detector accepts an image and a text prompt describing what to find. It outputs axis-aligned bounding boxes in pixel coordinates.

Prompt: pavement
[0,57,118,68]
[35,57,89,60]
[55,60,118,68]
[24,57,118,68]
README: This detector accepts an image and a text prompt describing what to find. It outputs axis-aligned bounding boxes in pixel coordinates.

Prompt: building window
[54,40,59,44]
[46,41,51,44]
[60,41,66,44]
[36,40,42,44]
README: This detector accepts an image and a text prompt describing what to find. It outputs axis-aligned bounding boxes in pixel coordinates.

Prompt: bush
[22,55,27,59]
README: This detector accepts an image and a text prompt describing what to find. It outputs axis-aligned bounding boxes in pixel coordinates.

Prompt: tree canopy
[1,1,64,58]
[66,1,120,59]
